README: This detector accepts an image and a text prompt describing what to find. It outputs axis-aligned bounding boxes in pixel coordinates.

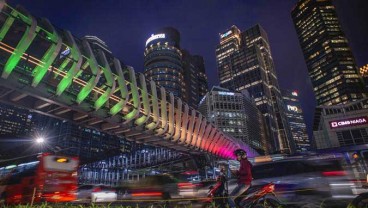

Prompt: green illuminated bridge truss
[0,1,255,159]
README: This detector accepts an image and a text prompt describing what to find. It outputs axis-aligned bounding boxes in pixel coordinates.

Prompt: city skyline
[1,2,368,204]
[9,0,368,139]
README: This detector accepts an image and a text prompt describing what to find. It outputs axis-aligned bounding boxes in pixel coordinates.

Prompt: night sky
[8,0,368,139]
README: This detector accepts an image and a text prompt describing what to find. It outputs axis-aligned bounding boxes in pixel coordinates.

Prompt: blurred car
[77,185,117,203]
[122,174,180,200]
[120,172,205,201]
[249,156,354,204]
[175,171,203,197]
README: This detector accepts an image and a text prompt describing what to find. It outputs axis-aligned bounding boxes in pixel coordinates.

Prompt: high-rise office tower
[144,27,184,98]
[198,86,267,154]
[282,89,311,152]
[195,55,209,101]
[291,0,367,106]
[181,50,208,108]
[144,27,208,107]
[216,25,295,154]
[181,50,199,107]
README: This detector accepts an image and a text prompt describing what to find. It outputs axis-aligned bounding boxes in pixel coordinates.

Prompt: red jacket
[236,158,252,185]
[209,181,224,196]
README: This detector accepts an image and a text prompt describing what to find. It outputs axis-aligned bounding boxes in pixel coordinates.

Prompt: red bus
[0,153,79,204]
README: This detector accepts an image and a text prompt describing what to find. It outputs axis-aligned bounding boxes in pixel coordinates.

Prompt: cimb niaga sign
[329,116,368,129]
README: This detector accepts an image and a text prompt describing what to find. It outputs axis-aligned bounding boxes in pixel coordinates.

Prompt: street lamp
[34,136,46,155]
[35,137,45,144]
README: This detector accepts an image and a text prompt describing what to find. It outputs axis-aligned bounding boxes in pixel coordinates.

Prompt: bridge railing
[78,148,188,186]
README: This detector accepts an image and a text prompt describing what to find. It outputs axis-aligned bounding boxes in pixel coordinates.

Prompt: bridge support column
[143,152,146,166]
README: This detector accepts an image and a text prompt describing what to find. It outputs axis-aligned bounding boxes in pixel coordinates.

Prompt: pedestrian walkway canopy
[0,1,258,159]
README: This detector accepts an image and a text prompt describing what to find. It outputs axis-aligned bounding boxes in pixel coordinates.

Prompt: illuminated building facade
[313,98,368,149]
[144,27,184,98]
[196,55,209,102]
[292,0,367,106]
[0,103,35,137]
[144,28,208,107]
[0,103,36,158]
[216,25,241,87]
[216,25,295,154]
[34,115,131,164]
[181,50,208,108]
[360,64,368,77]
[360,64,368,89]
[0,102,131,163]
[198,86,267,154]
[282,89,311,152]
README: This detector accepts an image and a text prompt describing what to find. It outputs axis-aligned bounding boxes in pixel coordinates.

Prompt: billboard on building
[329,116,368,129]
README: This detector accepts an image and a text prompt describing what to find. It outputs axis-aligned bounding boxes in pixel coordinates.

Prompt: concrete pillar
[147,152,149,165]
[143,152,146,165]
[155,148,158,163]
[130,154,133,168]
[134,152,137,168]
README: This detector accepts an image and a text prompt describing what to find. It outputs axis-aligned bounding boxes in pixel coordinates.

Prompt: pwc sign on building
[329,116,368,129]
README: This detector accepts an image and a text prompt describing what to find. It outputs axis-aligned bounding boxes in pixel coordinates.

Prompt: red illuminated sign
[329,116,368,129]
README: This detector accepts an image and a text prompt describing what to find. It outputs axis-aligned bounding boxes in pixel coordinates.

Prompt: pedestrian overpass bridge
[0,1,256,159]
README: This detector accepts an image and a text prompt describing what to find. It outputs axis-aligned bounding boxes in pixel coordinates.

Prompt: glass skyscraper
[291,0,367,106]
[0,103,36,158]
[0,103,35,137]
[196,55,209,102]
[198,86,267,154]
[34,115,131,164]
[144,27,208,107]
[216,25,295,154]
[282,89,311,152]
[144,27,184,98]
[0,102,131,164]
[181,50,208,108]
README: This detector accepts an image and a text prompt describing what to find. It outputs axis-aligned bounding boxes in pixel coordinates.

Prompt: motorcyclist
[208,167,227,207]
[228,149,252,208]
[208,168,227,197]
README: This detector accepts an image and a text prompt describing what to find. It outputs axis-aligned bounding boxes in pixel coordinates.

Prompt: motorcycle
[236,183,282,208]
[347,184,368,208]
[202,175,228,208]
[203,178,284,208]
